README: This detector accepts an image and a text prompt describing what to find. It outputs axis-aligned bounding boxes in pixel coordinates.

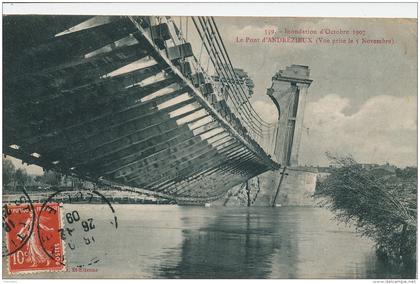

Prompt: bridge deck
[3,15,279,200]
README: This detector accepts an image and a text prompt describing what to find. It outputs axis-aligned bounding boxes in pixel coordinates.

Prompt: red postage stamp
[5,202,65,274]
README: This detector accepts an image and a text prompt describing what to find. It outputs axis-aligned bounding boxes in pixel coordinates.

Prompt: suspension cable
[204,17,265,130]
[195,17,262,136]
[209,17,271,127]
[192,17,256,133]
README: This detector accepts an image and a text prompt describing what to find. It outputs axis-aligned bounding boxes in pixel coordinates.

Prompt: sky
[5,16,417,175]
[212,17,417,167]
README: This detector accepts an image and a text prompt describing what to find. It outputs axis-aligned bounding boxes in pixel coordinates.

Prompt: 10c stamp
[5,202,64,274]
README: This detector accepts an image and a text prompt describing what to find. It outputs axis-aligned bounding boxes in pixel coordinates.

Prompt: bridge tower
[267,65,312,166]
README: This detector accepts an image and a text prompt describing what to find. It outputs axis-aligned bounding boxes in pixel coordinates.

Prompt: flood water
[4,205,416,279]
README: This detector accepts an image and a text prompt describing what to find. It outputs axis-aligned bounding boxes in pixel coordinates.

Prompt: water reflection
[157,207,416,279]
[363,253,416,279]
[159,208,299,278]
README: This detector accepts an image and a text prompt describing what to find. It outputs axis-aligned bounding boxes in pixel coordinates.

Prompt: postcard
[2,3,417,280]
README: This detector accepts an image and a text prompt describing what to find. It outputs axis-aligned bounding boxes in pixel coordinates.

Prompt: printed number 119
[265,29,275,35]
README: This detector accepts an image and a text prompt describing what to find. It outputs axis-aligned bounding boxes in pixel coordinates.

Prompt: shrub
[315,155,416,264]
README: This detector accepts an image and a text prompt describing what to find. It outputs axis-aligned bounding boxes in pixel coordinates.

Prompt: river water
[4,204,416,279]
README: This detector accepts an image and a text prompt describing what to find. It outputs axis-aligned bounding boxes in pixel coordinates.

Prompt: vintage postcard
[2,2,417,280]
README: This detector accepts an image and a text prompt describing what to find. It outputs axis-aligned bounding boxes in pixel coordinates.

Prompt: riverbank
[314,158,417,267]
[2,189,175,205]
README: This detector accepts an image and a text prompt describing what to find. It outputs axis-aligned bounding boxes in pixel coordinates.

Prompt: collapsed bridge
[3,15,311,203]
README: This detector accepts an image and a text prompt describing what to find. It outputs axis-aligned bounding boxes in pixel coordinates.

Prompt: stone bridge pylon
[267,65,313,166]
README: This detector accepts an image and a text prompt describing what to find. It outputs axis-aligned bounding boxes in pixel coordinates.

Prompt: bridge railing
[139,16,279,161]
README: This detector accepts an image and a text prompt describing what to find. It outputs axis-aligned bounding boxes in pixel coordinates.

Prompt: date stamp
[6,202,64,274]
[38,189,118,269]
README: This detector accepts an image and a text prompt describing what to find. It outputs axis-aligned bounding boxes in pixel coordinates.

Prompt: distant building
[359,163,379,170]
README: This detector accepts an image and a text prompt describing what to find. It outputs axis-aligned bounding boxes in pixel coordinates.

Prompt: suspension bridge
[3,15,312,203]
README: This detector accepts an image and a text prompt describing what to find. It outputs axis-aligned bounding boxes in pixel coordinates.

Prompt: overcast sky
[213,17,417,167]
[5,16,417,175]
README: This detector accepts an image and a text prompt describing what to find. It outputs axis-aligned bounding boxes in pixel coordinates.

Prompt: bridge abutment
[267,65,312,166]
[249,65,314,207]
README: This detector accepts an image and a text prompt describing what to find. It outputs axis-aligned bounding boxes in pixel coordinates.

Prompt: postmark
[2,189,36,258]
[5,202,64,274]
[37,189,118,269]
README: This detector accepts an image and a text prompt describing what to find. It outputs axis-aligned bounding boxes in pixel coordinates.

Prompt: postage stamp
[38,189,118,269]
[5,203,64,274]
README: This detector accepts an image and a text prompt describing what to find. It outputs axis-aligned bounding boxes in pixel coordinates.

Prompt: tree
[315,155,416,265]
[14,168,32,185]
[41,170,62,186]
[3,158,16,186]
[395,167,417,179]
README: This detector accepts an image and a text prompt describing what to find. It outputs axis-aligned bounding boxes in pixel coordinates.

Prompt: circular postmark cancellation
[2,188,36,257]
[3,187,65,273]
[37,189,118,269]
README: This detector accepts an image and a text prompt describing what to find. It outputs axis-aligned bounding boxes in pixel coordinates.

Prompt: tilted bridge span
[3,15,312,203]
